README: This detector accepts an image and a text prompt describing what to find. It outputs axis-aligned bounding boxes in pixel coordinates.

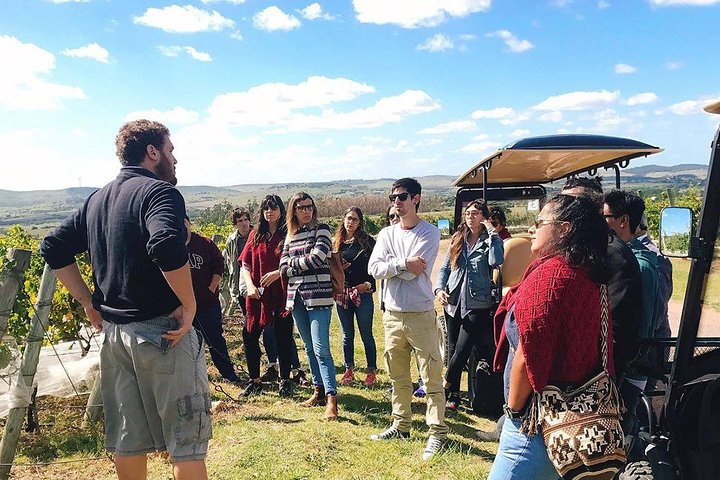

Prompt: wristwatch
[503,403,524,420]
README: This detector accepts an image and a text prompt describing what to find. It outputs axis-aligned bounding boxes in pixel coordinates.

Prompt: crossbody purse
[521,284,627,480]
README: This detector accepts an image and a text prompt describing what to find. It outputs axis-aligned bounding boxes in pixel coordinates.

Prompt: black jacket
[607,231,643,375]
[41,167,188,324]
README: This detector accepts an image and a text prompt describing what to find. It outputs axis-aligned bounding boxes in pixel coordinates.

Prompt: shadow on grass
[244,414,304,424]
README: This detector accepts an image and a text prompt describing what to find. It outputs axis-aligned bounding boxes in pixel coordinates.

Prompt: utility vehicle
[449,117,720,479]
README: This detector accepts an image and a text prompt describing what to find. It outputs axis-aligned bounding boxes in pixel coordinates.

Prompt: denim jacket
[435,230,504,305]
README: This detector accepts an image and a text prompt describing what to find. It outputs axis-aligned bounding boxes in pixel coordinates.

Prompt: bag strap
[599,283,610,372]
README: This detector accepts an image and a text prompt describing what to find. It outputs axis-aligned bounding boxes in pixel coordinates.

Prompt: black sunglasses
[388,213,399,220]
[389,192,412,202]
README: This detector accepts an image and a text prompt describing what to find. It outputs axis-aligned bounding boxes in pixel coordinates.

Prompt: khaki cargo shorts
[100,316,212,462]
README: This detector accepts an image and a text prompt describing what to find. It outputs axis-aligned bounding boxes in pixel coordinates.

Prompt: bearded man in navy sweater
[41,120,210,480]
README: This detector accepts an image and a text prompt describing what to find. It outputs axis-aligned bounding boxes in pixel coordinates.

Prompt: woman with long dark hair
[239,195,296,397]
[280,192,338,420]
[333,207,377,386]
[488,194,612,479]
[435,199,504,411]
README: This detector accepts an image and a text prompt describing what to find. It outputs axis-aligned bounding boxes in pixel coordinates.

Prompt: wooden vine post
[0,249,32,337]
[0,265,56,480]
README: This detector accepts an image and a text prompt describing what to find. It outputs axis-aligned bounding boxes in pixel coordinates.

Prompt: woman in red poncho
[239,194,296,398]
[488,194,613,480]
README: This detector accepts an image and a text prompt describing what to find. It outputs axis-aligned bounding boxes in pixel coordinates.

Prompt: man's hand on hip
[163,305,196,348]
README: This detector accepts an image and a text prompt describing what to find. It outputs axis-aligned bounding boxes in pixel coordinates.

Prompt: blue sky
[1,0,719,191]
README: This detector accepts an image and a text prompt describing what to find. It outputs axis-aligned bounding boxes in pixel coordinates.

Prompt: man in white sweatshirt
[368,177,448,461]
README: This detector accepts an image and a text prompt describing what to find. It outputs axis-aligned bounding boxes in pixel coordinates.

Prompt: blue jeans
[292,298,337,394]
[336,292,377,371]
[487,416,560,480]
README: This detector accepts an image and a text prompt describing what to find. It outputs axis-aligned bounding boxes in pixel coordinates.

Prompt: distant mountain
[623,163,708,179]
[0,167,707,231]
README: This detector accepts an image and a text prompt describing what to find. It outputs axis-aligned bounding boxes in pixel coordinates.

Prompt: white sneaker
[422,435,445,461]
[369,425,410,441]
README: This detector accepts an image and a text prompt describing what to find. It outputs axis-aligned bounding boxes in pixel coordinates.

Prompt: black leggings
[444,308,494,393]
[243,312,295,380]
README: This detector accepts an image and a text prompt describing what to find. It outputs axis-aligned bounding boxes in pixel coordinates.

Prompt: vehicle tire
[619,461,654,480]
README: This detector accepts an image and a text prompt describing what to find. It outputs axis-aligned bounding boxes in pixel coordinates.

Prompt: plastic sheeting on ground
[0,334,101,418]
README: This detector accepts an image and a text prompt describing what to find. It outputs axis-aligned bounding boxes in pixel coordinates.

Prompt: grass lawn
[7,300,498,479]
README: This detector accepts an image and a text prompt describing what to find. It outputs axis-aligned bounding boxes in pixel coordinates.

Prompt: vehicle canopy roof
[453,134,663,188]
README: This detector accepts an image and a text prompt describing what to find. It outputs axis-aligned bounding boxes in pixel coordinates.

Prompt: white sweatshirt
[368,220,440,313]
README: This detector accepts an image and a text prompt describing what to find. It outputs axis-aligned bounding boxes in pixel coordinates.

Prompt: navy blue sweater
[40,167,188,324]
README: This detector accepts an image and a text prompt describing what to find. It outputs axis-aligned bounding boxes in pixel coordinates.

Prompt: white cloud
[417,33,454,52]
[539,111,563,122]
[587,108,629,132]
[353,0,491,29]
[300,3,334,20]
[201,0,246,4]
[0,35,86,110]
[206,76,439,132]
[418,120,475,134]
[598,1,611,8]
[625,92,658,105]
[511,129,530,137]
[533,90,619,111]
[472,133,489,141]
[614,63,637,74]
[414,138,443,147]
[669,100,704,115]
[61,42,109,63]
[459,33,477,41]
[650,0,720,6]
[253,6,301,31]
[487,30,534,53]
[230,30,243,41]
[457,141,501,154]
[134,5,234,34]
[471,107,514,119]
[158,45,212,62]
[666,61,684,70]
[125,106,200,125]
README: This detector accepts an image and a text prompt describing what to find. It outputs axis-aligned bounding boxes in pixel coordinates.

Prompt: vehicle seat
[499,237,535,296]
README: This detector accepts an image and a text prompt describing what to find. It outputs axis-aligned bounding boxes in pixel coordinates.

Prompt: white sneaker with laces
[422,435,445,461]
[369,425,410,441]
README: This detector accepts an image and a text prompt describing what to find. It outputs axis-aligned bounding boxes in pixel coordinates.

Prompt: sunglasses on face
[295,204,314,212]
[388,214,399,221]
[388,192,412,202]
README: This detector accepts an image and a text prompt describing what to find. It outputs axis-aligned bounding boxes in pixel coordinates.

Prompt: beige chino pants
[383,309,448,438]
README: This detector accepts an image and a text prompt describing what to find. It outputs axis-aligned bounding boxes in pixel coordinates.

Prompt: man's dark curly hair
[115,119,169,166]
[545,194,609,283]
[604,189,646,232]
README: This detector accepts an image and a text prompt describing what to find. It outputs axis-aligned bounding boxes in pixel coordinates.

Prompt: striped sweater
[280,223,334,310]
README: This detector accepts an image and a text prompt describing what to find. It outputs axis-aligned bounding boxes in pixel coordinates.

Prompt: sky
[1,0,720,191]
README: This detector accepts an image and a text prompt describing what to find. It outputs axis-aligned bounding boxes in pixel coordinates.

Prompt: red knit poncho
[239,230,289,333]
[493,255,615,392]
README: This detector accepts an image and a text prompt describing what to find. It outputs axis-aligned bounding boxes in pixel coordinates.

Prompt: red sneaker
[364,371,377,387]
[340,369,355,385]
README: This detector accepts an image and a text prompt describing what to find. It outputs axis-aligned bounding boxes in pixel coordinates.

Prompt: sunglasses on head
[388,192,412,202]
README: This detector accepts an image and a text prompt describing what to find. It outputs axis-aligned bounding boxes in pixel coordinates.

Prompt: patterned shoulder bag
[521,284,627,480]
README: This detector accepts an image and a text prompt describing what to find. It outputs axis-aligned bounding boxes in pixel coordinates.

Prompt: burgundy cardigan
[493,255,615,392]
[240,230,289,332]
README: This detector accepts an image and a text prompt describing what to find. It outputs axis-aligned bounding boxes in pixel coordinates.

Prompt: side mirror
[660,207,693,257]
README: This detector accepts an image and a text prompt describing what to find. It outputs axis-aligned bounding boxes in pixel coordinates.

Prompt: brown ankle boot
[300,386,326,407]
[324,394,338,421]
